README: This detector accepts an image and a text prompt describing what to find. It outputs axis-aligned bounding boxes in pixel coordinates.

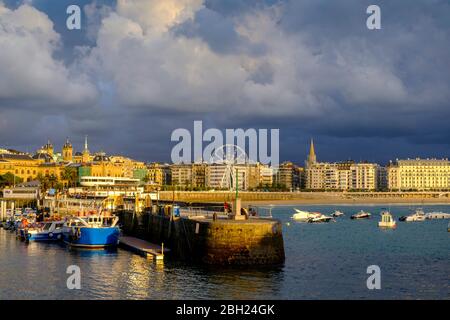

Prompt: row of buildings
[304,140,449,191]
[0,137,147,187]
[1,138,449,192]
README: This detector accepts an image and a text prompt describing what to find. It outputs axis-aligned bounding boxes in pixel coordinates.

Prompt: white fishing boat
[25,221,65,242]
[378,211,396,229]
[399,209,426,222]
[291,209,321,222]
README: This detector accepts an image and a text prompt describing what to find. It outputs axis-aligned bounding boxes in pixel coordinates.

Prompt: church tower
[62,138,73,162]
[43,139,54,158]
[306,138,317,168]
[81,135,90,163]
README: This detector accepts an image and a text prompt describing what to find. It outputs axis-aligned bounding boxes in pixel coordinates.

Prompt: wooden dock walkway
[119,236,169,260]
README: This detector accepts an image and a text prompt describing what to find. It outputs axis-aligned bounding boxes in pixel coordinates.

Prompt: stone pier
[118,210,285,265]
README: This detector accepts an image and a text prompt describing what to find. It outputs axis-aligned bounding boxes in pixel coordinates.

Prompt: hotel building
[387,158,450,191]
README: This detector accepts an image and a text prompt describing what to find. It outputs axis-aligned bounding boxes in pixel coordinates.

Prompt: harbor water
[0,204,448,300]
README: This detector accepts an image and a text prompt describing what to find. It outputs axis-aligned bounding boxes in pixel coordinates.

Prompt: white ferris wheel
[209,144,249,191]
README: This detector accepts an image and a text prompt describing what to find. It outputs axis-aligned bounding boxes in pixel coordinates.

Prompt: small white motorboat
[351,210,371,220]
[399,209,426,222]
[307,215,334,223]
[332,210,344,217]
[378,211,396,229]
[291,209,321,222]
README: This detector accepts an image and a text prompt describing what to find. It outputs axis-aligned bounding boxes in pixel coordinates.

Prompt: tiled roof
[0,154,33,161]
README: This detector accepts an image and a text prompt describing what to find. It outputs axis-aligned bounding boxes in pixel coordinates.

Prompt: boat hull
[62,227,120,248]
[351,215,371,219]
[28,231,63,241]
[378,222,396,228]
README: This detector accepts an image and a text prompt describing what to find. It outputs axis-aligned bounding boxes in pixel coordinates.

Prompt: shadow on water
[162,260,285,300]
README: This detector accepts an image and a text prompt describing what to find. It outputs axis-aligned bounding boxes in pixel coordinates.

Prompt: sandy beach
[243,198,450,206]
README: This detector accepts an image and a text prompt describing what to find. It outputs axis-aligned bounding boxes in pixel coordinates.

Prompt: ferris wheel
[208,144,248,190]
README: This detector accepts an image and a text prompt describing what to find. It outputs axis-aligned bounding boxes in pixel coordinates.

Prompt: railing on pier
[179,205,274,219]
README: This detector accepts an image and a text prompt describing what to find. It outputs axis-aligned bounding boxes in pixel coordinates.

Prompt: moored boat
[425,212,450,220]
[399,208,426,222]
[307,215,334,223]
[332,210,344,217]
[25,221,65,242]
[291,209,321,222]
[378,211,396,229]
[62,213,120,249]
[351,210,371,220]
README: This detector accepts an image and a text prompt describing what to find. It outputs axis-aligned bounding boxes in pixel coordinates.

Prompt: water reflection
[1,204,448,299]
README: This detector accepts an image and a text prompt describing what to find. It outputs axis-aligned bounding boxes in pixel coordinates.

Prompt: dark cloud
[0,0,449,165]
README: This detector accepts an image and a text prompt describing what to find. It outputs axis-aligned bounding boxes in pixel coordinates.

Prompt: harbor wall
[118,210,285,265]
[157,191,450,203]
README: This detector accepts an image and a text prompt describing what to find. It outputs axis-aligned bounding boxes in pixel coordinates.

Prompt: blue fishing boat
[25,221,65,242]
[62,214,120,249]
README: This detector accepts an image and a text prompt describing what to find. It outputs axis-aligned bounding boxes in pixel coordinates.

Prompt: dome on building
[43,139,53,149]
[32,152,52,162]
[93,154,111,162]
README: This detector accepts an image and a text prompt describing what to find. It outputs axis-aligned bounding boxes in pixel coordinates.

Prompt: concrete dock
[119,236,169,260]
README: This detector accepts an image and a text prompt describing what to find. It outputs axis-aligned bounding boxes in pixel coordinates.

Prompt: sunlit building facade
[387,158,450,191]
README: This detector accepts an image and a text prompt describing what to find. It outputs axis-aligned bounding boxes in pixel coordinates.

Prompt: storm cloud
[0,0,449,164]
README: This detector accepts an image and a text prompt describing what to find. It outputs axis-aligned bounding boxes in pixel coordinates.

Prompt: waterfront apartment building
[192,163,207,189]
[305,140,378,191]
[170,163,193,188]
[350,163,378,190]
[205,164,248,190]
[273,161,302,191]
[168,162,274,191]
[259,166,274,187]
[146,162,171,186]
[387,158,450,191]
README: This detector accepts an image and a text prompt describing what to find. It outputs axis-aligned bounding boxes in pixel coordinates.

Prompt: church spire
[82,135,90,163]
[84,135,88,151]
[309,138,315,158]
[306,138,317,167]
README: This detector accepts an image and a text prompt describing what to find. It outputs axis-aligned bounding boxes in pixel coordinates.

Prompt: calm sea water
[0,204,449,300]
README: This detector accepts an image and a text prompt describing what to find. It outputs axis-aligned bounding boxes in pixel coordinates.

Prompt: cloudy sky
[0,0,449,164]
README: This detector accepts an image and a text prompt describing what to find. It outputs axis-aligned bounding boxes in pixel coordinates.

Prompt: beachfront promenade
[157,191,450,204]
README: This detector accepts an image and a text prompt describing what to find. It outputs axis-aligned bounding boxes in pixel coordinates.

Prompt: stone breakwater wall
[118,210,285,265]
